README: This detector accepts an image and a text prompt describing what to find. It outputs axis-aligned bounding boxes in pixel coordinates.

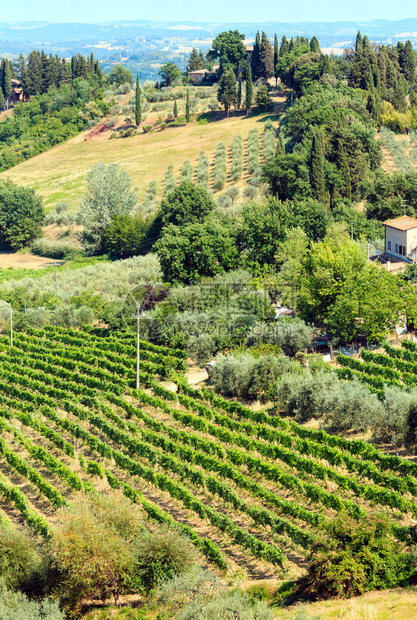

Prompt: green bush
[31,238,82,260]
[181,589,274,620]
[46,493,144,613]
[0,524,42,591]
[307,514,414,599]
[245,318,314,357]
[135,526,199,593]
[0,579,64,620]
[187,334,216,365]
[142,125,153,133]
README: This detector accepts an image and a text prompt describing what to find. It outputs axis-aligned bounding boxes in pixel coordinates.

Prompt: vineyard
[337,340,417,394]
[0,325,417,579]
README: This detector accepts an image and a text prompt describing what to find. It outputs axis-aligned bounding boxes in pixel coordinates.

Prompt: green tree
[185,87,191,123]
[245,64,253,114]
[78,163,138,255]
[256,84,273,111]
[158,61,182,86]
[208,30,246,76]
[259,32,274,80]
[310,127,325,202]
[251,31,261,80]
[217,68,237,117]
[262,153,311,201]
[298,225,367,321]
[0,180,44,250]
[159,181,215,227]
[237,75,242,110]
[403,40,416,84]
[155,220,238,284]
[135,75,141,126]
[0,89,4,111]
[103,213,148,259]
[187,48,204,72]
[274,33,279,85]
[173,99,178,119]
[310,36,321,53]
[109,64,133,87]
[2,60,12,99]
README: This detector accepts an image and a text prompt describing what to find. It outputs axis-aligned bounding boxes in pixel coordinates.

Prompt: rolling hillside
[0,95,285,211]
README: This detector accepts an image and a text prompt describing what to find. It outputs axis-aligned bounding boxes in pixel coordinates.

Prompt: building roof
[383,216,417,231]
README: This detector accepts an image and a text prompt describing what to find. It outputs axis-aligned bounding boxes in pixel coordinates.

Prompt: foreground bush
[307,514,414,599]
[136,526,199,593]
[0,580,64,620]
[151,567,274,619]
[47,493,144,613]
[0,524,43,591]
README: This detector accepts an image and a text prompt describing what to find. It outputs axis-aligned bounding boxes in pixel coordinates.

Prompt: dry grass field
[0,94,285,212]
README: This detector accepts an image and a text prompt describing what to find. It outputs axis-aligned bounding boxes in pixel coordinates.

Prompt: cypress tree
[245,64,253,115]
[404,40,416,84]
[259,31,274,80]
[0,89,4,111]
[310,36,320,53]
[275,132,285,156]
[187,48,200,72]
[95,60,103,87]
[185,87,191,123]
[355,31,363,54]
[252,31,261,80]
[217,68,237,118]
[337,139,351,201]
[173,99,178,119]
[2,60,12,99]
[280,35,289,56]
[274,34,279,86]
[237,75,242,110]
[310,128,325,203]
[135,75,142,126]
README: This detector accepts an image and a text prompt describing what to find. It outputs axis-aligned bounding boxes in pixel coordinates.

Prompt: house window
[395,243,398,253]
[388,240,391,251]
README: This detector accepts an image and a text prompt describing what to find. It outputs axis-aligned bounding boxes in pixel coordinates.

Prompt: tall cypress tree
[275,132,285,156]
[135,75,142,126]
[310,36,320,53]
[185,87,191,123]
[259,31,274,80]
[245,64,253,115]
[337,139,352,201]
[280,35,289,56]
[95,60,103,87]
[0,89,4,111]
[252,31,261,80]
[2,60,12,99]
[310,128,325,203]
[237,75,242,110]
[404,40,416,84]
[274,34,279,86]
[217,68,237,117]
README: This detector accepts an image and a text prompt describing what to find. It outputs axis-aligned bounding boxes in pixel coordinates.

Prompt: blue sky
[1,0,416,23]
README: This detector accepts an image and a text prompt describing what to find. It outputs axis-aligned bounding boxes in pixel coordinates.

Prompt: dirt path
[0,252,59,270]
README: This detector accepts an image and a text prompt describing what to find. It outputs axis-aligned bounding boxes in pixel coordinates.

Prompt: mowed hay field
[0,96,284,211]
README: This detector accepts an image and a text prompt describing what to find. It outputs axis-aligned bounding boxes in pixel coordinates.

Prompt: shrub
[187,334,216,365]
[31,238,81,260]
[160,122,167,130]
[273,371,337,421]
[307,514,414,599]
[0,580,64,620]
[246,318,314,357]
[322,379,384,432]
[151,567,223,617]
[181,588,275,620]
[46,493,144,612]
[142,125,152,133]
[135,526,199,593]
[243,185,257,200]
[0,524,42,591]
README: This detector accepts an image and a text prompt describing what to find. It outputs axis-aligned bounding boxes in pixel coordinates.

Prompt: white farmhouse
[384,216,417,262]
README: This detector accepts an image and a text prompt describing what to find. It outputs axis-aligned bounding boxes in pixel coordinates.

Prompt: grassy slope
[0,102,283,211]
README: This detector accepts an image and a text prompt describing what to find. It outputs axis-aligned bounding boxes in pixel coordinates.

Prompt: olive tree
[78,162,137,254]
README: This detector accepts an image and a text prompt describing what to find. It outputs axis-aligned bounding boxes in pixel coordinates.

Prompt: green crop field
[0,325,416,583]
